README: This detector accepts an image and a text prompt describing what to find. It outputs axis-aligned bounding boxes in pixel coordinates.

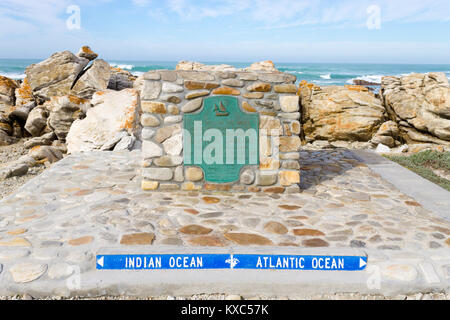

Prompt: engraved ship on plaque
[214,102,229,117]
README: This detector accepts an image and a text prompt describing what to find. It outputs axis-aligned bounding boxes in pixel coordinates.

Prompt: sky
[0,0,450,63]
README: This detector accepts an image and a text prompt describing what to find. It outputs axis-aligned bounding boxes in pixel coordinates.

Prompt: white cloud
[0,0,71,29]
[163,0,450,27]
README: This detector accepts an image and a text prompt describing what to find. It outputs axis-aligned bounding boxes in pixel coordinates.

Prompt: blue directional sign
[96,254,367,271]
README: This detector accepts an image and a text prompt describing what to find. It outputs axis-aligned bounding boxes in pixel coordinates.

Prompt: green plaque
[183,96,259,183]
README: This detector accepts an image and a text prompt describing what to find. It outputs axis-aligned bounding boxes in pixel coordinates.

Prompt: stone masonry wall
[139,69,302,193]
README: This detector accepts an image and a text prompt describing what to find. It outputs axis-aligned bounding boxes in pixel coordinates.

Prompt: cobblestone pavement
[0,149,449,297]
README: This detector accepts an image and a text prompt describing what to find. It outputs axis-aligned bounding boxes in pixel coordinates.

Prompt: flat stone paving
[0,149,449,297]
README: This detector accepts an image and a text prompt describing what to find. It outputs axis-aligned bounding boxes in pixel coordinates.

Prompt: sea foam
[109,63,134,70]
[0,72,26,80]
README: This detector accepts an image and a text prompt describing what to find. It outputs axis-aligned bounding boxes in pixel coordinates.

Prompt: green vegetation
[385,150,450,191]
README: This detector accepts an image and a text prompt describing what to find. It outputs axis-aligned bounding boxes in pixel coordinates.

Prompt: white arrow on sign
[97,256,104,267]
[360,258,367,268]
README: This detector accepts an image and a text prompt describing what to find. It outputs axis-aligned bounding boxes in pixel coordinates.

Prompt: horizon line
[0,58,450,66]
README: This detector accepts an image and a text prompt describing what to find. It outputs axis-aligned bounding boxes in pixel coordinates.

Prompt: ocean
[1,59,450,86]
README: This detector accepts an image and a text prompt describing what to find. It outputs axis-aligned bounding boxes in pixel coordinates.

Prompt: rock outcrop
[14,78,34,106]
[298,82,386,143]
[71,59,111,99]
[245,60,277,72]
[176,60,280,73]
[8,101,36,123]
[25,51,89,100]
[108,67,137,91]
[0,113,15,146]
[24,106,48,137]
[371,121,400,148]
[381,72,450,146]
[0,76,19,108]
[176,61,237,72]
[66,89,140,153]
[29,145,63,163]
[46,95,92,141]
[77,46,98,61]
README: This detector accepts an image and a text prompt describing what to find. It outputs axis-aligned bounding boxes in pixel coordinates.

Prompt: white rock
[114,135,136,151]
[141,128,156,140]
[163,132,183,156]
[66,89,140,154]
[143,168,173,180]
[174,166,184,182]
[280,95,299,113]
[164,116,183,124]
[142,140,163,159]
[101,131,128,151]
[375,143,391,154]
[162,82,183,93]
[141,81,161,100]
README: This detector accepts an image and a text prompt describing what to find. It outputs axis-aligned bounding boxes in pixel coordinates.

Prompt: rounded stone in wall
[174,166,184,182]
[185,167,204,182]
[141,114,160,127]
[240,169,255,185]
[182,98,203,113]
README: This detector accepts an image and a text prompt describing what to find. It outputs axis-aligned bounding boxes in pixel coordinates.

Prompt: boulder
[24,132,56,149]
[176,60,280,73]
[25,51,89,100]
[0,113,13,136]
[0,76,19,107]
[133,74,145,93]
[176,61,237,72]
[371,121,400,148]
[108,67,137,91]
[0,129,15,146]
[176,61,209,71]
[52,140,68,154]
[11,120,23,138]
[8,101,36,123]
[29,145,63,163]
[0,163,28,181]
[24,107,48,137]
[298,82,386,142]
[66,89,140,153]
[113,134,136,151]
[14,78,35,106]
[46,95,91,141]
[77,46,98,61]
[100,131,129,151]
[245,60,278,72]
[71,59,111,99]
[375,144,391,154]
[381,73,450,145]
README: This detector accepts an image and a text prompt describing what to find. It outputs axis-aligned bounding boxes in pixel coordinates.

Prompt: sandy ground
[0,139,45,199]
